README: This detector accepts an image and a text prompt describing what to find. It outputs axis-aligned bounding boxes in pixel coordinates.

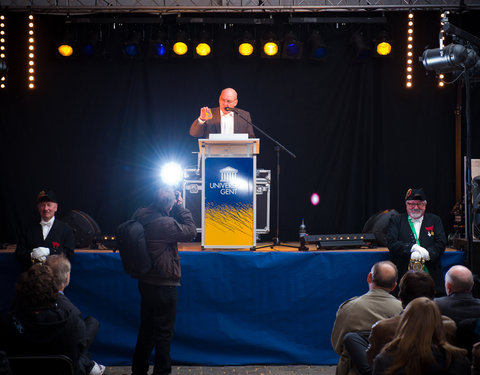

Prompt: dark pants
[343,331,372,375]
[132,282,177,375]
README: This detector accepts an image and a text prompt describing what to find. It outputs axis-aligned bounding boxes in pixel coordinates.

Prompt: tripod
[227,109,298,250]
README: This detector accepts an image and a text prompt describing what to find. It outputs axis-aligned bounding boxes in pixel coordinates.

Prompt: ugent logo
[209,166,238,195]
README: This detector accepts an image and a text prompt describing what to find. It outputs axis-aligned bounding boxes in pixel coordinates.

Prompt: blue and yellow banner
[203,157,255,247]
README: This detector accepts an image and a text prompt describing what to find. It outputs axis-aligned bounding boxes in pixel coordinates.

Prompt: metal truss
[1,0,480,14]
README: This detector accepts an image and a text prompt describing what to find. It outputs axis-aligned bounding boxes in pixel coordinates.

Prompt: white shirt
[40,216,55,240]
[408,216,423,240]
[220,110,234,135]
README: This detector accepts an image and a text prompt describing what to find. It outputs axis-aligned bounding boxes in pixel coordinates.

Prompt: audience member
[131,186,196,375]
[0,264,87,375]
[331,261,403,375]
[435,265,480,323]
[15,189,75,269]
[45,254,104,375]
[366,271,456,367]
[386,188,446,295]
[372,297,470,375]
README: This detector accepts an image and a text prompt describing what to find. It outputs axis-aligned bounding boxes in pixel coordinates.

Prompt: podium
[199,138,260,249]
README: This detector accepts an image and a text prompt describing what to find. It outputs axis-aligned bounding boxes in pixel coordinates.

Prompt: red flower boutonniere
[425,226,434,237]
[52,241,60,249]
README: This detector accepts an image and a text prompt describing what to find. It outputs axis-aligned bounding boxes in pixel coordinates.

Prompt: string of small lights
[27,14,35,89]
[0,14,6,89]
[406,12,414,88]
[438,12,446,88]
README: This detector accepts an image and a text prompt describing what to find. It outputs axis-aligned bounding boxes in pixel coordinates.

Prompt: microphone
[225,107,238,113]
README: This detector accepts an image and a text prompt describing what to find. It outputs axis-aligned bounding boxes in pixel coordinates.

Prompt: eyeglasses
[406,201,426,208]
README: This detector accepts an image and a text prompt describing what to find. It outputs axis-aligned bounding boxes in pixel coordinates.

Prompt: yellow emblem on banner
[205,203,253,246]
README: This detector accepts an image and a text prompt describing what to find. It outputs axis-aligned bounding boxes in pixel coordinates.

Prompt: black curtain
[1,11,479,243]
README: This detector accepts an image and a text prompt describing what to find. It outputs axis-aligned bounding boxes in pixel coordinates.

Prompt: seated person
[331,261,403,375]
[15,189,75,269]
[366,271,456,367]
[45,255,104,375]
[372,297,470,375]
[1,264,87,375]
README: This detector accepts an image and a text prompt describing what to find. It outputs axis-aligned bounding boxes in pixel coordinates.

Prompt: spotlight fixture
[351,31,371,60]
[194,31,213,58]
[375,30,392,56]
[172,30,190,56]
[79,27,103,58]
[307,30,328,61]
[0,14,6,89]
[421,44,479,73]
[57,25,76,58]
[149,29,169,58]
[27,14,35,89]
[261,31,280,58]
[405,12,414,88]
[236,31,255,57]
[123,29,143,58]
[282,31,303,59]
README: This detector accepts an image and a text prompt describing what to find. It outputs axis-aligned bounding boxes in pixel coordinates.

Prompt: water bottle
[299,218,307,239]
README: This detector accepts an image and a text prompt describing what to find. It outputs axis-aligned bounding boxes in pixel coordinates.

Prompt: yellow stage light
[58,44,73,57]
[195,42,211,57]
[263,42,278,56]
[173,41,188,56]
[376,42,392,56]
[238,42,254,56]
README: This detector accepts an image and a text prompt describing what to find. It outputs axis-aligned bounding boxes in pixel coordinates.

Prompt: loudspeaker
[362,209,398,246]
[63,210,102,249]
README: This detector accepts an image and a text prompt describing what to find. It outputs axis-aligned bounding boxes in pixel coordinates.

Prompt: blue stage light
[313,46,327,59]
[81,44,95,57]
[286,43,300,57]
[124,44,139,57]
[154,43,167,57]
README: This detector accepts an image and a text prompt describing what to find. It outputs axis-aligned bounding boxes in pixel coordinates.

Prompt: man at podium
[189,88,255,139]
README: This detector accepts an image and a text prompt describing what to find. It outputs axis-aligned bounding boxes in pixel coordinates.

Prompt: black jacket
[134,204,196,286]
[15,218,75,269]
[386,212,447,295]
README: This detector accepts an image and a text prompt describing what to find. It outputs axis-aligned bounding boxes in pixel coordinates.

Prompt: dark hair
[398,271,435,308]
[13,264,58,311]
[371,261,398,289]
[152,185,175,213]
[45,254,71,290]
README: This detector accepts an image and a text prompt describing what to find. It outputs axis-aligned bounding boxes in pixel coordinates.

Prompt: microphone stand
[229,108,298,251]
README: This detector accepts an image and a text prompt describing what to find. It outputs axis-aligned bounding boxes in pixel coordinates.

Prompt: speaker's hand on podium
[199,107,213,122]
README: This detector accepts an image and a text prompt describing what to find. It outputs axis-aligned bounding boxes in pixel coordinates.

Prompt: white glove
[31,247,50,261]
[411,244,430,261]
[410,251,422,260]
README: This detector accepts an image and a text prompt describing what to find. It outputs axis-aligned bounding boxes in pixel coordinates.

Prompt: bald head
[219,88,238,114]
[369,261,398,291]
[445,265,474,295]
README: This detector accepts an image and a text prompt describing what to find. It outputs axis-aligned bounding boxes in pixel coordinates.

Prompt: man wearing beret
[386,188,447,295]
[15,189,75,269]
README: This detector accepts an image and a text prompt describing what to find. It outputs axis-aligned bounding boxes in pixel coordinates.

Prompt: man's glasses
[406,201,426,208]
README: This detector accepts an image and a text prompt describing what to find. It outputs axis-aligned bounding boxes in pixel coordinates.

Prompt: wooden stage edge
[2,243,462,253]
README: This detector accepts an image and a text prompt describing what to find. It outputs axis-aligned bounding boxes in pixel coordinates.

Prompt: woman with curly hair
[373,297,470,375]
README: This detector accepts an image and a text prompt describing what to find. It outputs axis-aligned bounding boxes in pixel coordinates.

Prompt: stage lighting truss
[27,14,35,89]
[307,30,328,61]
[0,13,7,89]
[405,12,414,88]
[282,30,303,59]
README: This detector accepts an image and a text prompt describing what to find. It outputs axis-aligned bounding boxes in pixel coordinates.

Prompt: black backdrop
[1,10,479,244]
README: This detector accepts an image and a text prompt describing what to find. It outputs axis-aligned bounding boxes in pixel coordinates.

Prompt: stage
[0,245,464,366]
